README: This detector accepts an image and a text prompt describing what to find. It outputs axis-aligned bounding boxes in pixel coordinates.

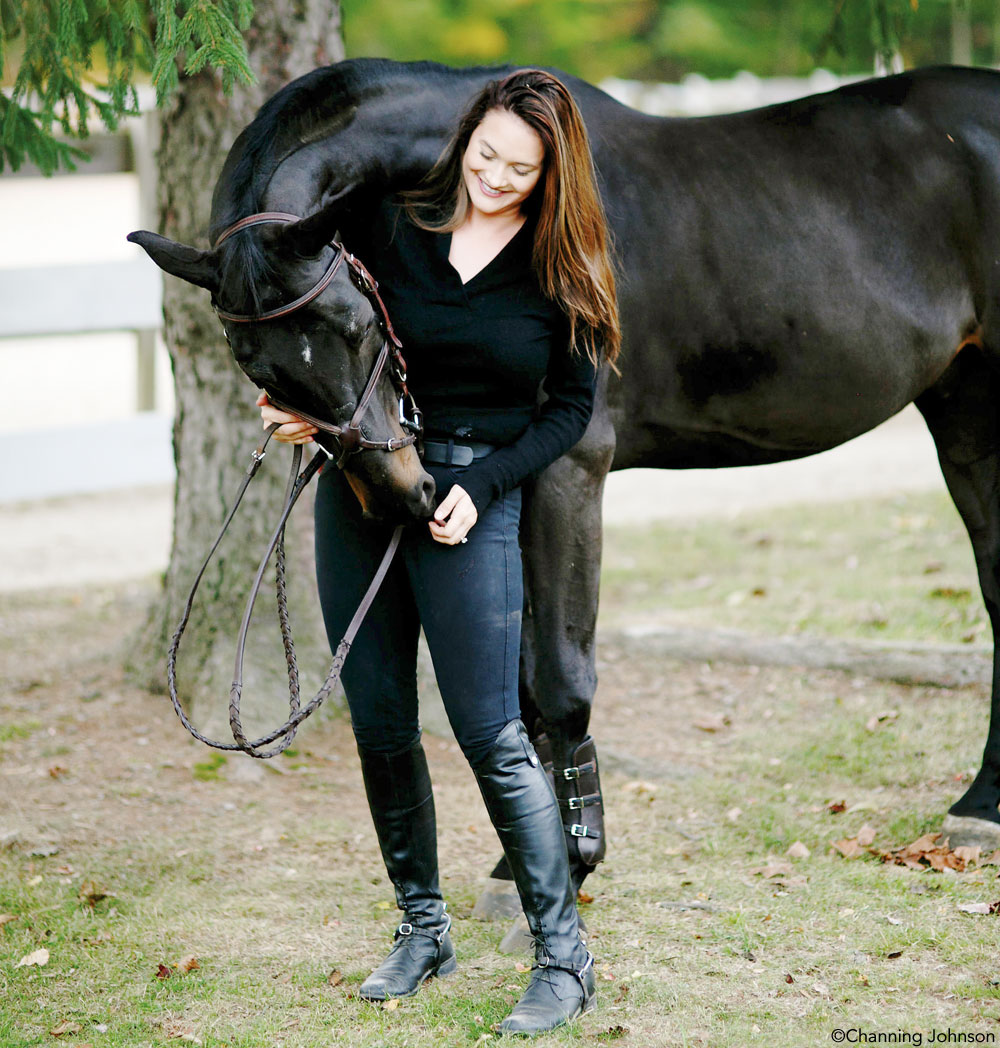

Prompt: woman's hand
[429,484,478,545]
[256,391,317,444]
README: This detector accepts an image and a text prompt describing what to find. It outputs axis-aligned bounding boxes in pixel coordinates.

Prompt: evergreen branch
[2,0,255,174]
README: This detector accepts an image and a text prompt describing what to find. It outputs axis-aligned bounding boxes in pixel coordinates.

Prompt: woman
[260,68,621,1035]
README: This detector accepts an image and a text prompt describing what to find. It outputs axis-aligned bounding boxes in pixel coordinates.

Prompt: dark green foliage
[1,0,253,175]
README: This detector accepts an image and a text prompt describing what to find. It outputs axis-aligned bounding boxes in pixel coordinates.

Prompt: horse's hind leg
[520,421,616,890]
[916,344,1000,847]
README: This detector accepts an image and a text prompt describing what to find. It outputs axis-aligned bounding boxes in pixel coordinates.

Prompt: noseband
[213,211,422,469]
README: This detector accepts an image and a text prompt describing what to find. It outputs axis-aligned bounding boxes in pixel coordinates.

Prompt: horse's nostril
[411,475,436,518]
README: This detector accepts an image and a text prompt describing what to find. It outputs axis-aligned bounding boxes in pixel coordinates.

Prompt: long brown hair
[402,69,621,367]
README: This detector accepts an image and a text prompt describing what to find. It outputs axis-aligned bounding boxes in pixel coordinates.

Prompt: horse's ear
[277,183,360,258]
[127,230,219,293]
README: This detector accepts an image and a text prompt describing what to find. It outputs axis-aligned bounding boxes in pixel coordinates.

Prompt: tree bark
[130,3,345,740]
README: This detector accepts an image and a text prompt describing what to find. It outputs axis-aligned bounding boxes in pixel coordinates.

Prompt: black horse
[131,60,1000,886]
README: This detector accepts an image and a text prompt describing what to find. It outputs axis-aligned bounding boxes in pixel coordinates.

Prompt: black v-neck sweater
[345,198,598,512]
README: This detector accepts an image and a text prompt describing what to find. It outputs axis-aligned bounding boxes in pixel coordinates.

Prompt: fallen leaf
[786,841,810,859]
[748,860,794,878]
[328,969,343,986]
[156,963,172,979]
[577,889,594,905]
[16,947,49,968]
[693,713,730,732]
[382,998,399,1011]
[784,973,794,984]
[514,962,531,973]
[726,806,743,822]
[622,780,657,797]
[48,766,68,779]
[899,832,942,857]
[879,831,974,873]
[957,902,992,915]
[832,838,865,859]
[982,849,1000,866]
[163,1018,202,1043]
[0,914,18,928]
[865,711,898,732]
[856,825,877,847]
[49,1020,82,1036]
[953,845,982,866]
[827,800,847,814]
[174,955,199,973]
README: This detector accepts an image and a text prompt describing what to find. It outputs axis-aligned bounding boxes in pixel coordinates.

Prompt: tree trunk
[129,3,345,741]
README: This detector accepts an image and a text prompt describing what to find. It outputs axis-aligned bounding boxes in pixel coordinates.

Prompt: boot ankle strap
[534,950,594,980]
[396,912,451,944]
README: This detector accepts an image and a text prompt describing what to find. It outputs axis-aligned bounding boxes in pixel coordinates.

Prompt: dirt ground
[5,552,999,1047]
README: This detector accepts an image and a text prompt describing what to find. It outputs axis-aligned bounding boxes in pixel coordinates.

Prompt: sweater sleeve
[456,333,599,513]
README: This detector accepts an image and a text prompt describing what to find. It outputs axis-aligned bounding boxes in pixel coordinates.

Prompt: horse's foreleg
[916,346,1000,848]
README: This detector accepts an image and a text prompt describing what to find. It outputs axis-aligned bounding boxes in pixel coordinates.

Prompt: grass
[600,489,987,646]
[2,489,999,1046]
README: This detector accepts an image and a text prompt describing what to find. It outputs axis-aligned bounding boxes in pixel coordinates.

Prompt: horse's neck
[262,64,502,216]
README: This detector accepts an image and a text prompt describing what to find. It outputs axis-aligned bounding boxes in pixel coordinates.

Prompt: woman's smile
[476,176,505,197]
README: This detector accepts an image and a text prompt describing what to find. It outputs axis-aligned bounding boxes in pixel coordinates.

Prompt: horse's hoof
[941,813,1000,850]
[472,877,522,922]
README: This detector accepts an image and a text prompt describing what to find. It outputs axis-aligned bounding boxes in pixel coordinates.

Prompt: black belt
[422,439,496,467]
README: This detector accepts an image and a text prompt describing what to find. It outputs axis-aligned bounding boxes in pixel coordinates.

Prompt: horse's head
[127,215,436,522]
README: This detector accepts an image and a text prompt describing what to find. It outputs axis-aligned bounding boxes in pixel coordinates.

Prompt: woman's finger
[256,390,316,442]
[429,485,478,544]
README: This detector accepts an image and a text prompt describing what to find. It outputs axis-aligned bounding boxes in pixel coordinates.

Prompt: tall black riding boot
[356,736,457,1001]
[473,720,596,1036]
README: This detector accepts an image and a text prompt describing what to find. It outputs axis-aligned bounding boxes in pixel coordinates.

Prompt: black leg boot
[550,735,606,889]
[357,736,457,1001]
[472,720,596,1036]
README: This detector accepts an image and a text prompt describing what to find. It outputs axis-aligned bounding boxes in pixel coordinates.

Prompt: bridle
[213,211,422,470]
[167,211,425,759]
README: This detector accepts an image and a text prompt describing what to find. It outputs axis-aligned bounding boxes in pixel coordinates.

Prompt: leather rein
[166,211,421,759]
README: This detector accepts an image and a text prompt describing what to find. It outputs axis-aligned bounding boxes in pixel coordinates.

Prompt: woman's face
[462,108,544,219]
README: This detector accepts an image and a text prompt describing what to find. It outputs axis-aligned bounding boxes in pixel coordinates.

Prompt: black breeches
[314,463,523,765]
